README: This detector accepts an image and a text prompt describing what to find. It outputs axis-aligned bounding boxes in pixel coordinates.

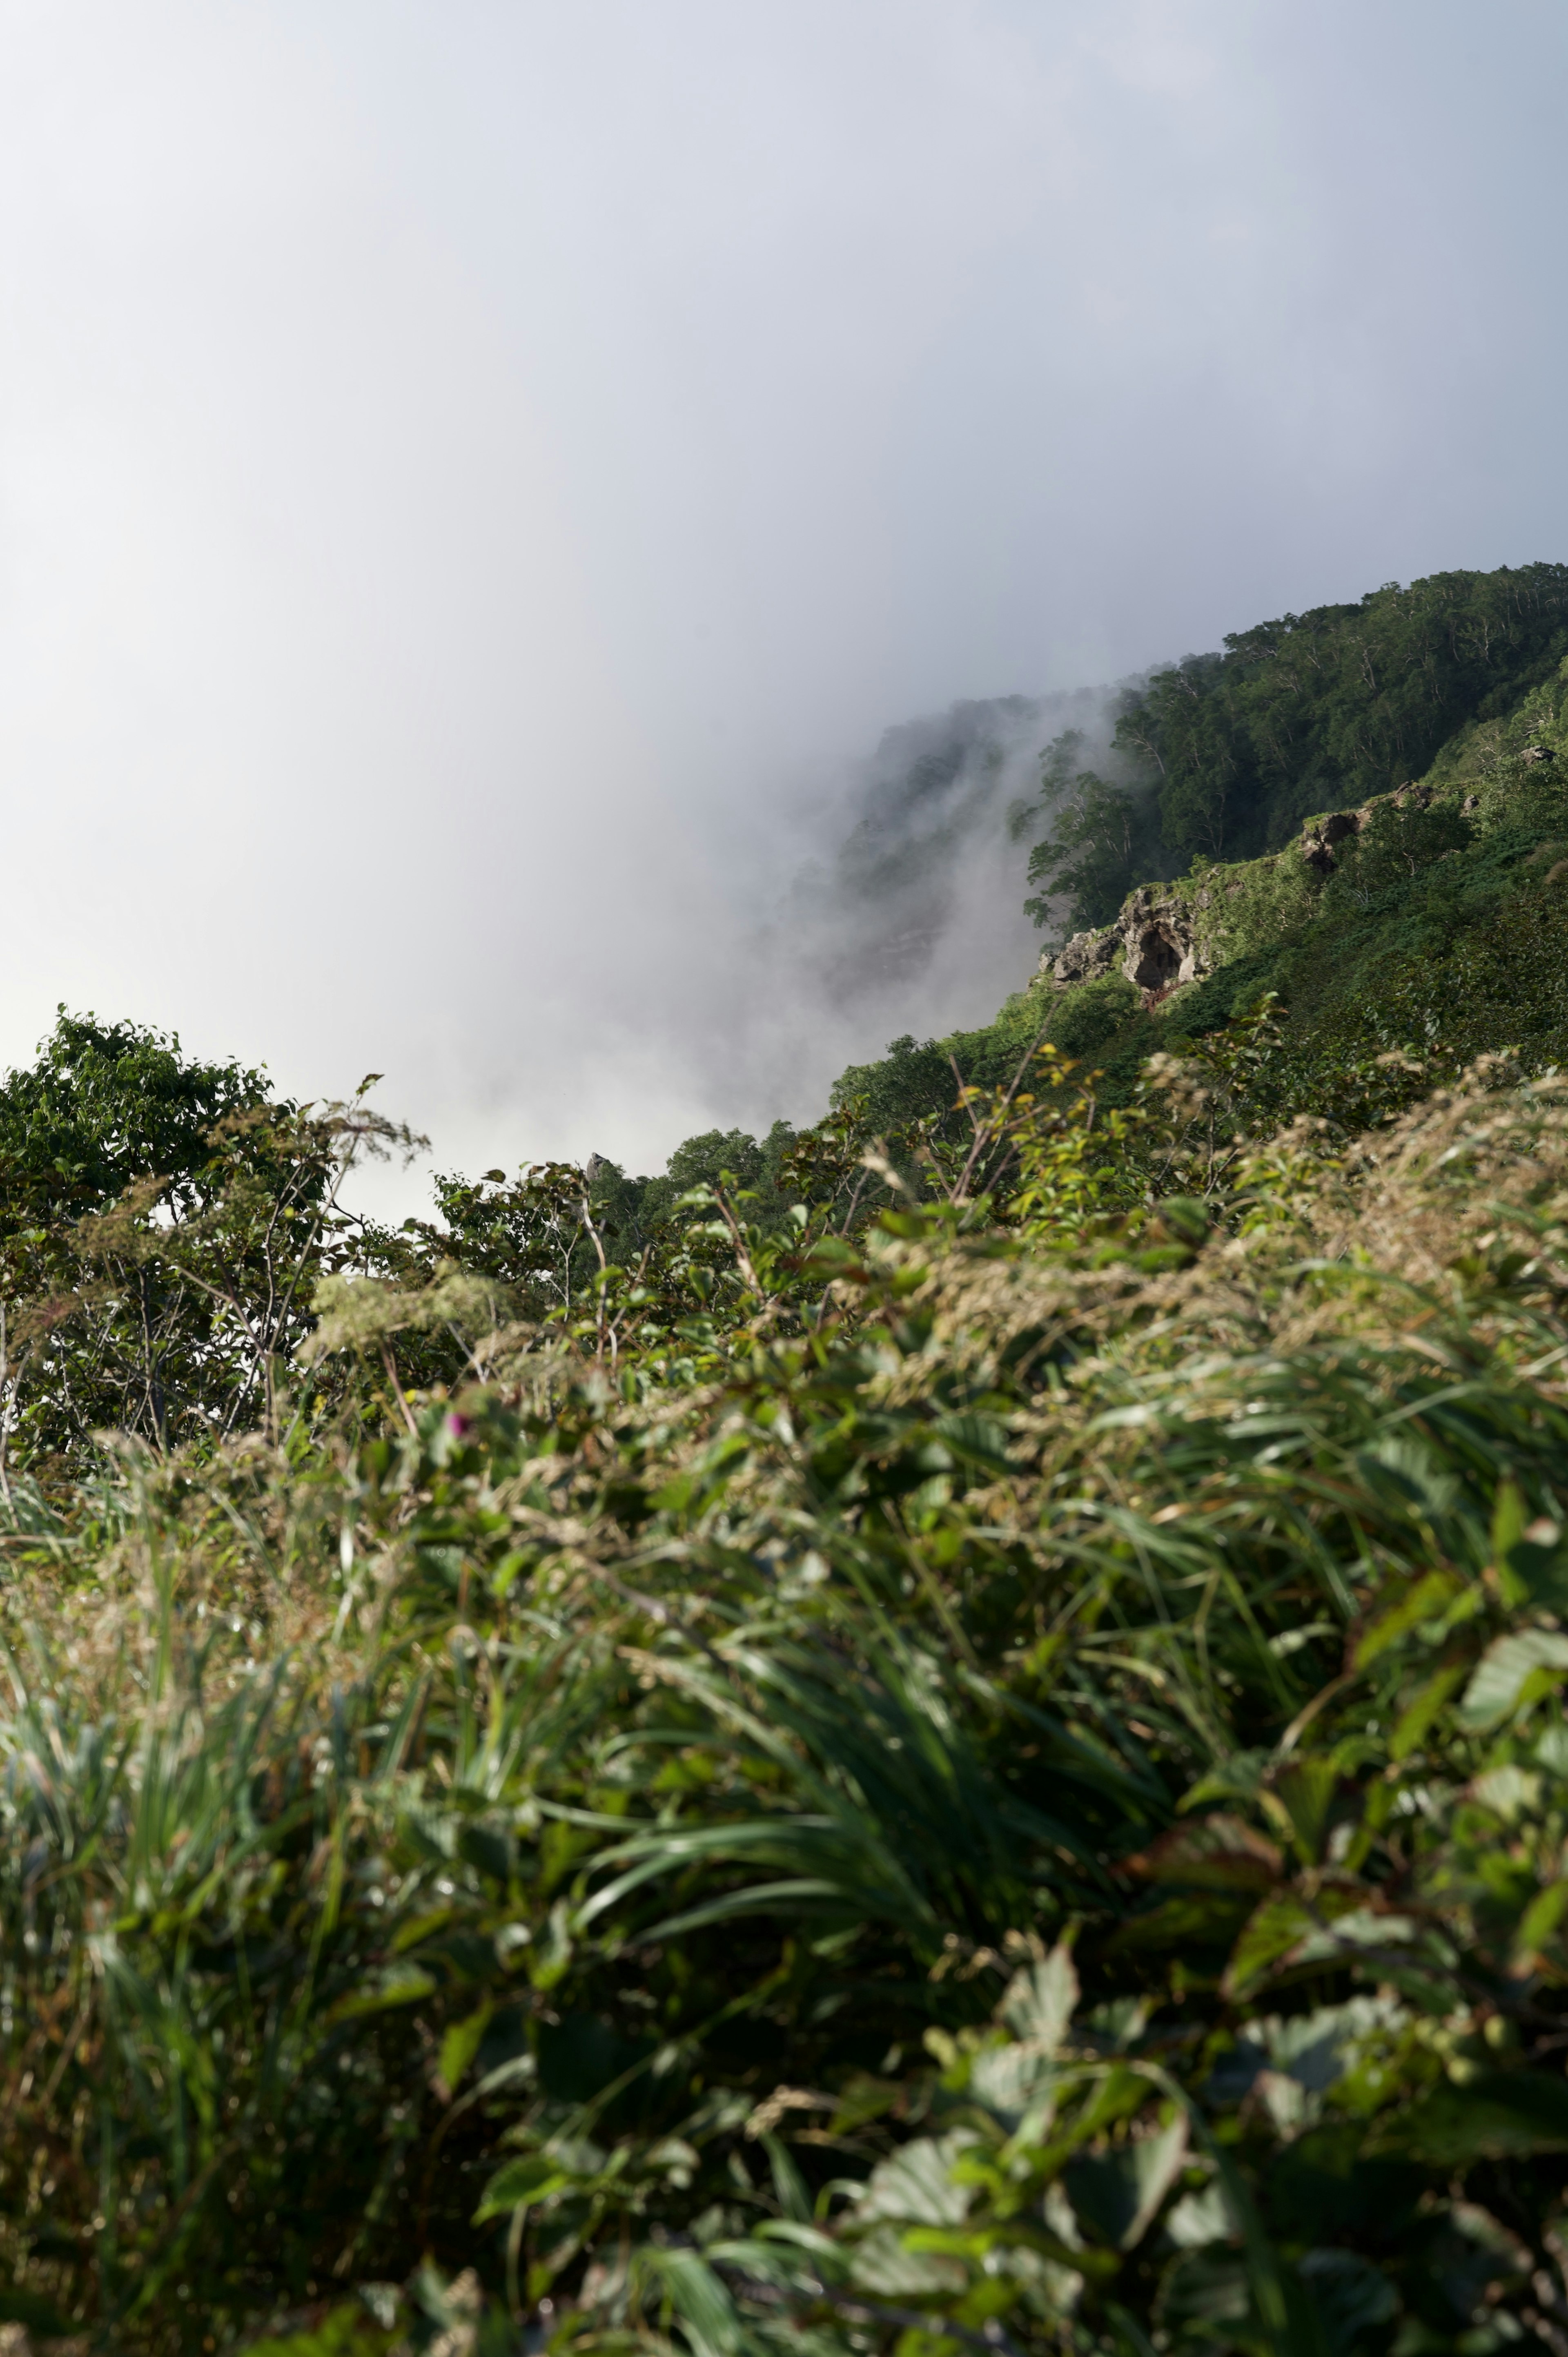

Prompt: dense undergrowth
[12,575,1568,2353]
[4,1038,1568,2357]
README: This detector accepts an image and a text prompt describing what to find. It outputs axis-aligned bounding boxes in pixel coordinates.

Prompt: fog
[0,1,1566,1205]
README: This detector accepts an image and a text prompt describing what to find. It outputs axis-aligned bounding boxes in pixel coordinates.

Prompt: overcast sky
[0,0,1565,1196]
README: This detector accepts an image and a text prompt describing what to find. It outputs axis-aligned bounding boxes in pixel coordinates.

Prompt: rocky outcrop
[1298,777,1493,874]
[1042,885,1209,997]
[1048,928,1123,986]
[1119,886,1207,990]
[1037,758,1553,1001]
[1300,806,1368,876]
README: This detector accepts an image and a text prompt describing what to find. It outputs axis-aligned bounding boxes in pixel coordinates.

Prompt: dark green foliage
[6,1062,1568,2353]
[1121,562,1568,859]
[829,1032,961,1131]
[844,642,1568,1168]
[1021,565,1568,939]
[1121,647,1240,856]
[0,1009,270,1231]
[401,1128,804,1310]
[1327,790,1476,898]
[1047,970,1145,1062]
[1020,733,1153,934]
[829,984,1154,1146]
[643,1118,799,1225]
[0,1014,414,1465]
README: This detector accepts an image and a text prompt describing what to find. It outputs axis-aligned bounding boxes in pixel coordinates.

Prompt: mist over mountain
[807,680,1137,992]
[696,678,1136,1146]
[5,2,1568,1208]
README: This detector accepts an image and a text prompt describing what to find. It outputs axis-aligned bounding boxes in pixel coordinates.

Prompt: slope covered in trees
[7,566,1568,2355]
[835,564,1568,1145]
[1015,562,1568,930]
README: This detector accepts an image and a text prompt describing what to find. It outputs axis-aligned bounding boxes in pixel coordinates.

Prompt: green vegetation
[844,578,1568,1150]
[1015,564,1568,935]
[10,563,1568,2353]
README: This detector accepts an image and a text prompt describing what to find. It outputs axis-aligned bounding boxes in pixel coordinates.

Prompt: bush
[3,1059,1568,2350]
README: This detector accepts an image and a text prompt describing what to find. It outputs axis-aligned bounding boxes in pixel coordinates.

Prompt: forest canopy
[1016,563,1568,936]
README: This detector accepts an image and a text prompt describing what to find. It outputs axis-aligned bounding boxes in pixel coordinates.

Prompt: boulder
[1048,928,1123,985]
[1119,885,1206,991]
[1044,887,1209,997]
[1300,805,1369,875]
[1321,810,1362,844]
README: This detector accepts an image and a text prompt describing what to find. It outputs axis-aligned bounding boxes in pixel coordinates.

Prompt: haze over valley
[2,2,1567,1204]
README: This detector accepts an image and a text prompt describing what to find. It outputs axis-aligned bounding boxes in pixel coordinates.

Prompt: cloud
[0,0,1561,1214]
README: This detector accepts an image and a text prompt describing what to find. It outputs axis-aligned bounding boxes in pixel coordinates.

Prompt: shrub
[1,1063,1568,2351]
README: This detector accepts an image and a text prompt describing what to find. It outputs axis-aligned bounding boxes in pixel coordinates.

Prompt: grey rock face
[1048,928,1123,985]
[1043,886,1209,997]
[1120,886,1206,991]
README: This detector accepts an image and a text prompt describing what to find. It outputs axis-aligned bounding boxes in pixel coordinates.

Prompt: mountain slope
[829,570,1568,1146]
[1006,562,1568,941]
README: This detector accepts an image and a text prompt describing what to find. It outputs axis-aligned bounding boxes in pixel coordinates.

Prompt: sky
[0,0,1565,1203]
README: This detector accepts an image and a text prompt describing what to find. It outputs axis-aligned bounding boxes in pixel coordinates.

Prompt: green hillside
[833,566,1568,1153]
[1026,562,1568,916]
[9,567,1568,2354]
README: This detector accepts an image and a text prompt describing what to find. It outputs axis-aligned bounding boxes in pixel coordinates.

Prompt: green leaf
[760,2132,813,2223]
[1222,1894,1323,2000]
[1458,1629,1568,1730]
[1065,2113,1187,2248]
[528,1898,575,1991]
[1377,2070,1568,2163]
[931,1412,1012,1473]
[1353,1570,1465,1668]
[325,1964,437,2023]
[1129,1813,1282,1892]
[473,2151,573,2225]
[1160,2249,1253,2332]
[1109,1890,1256,1956]
[848,2226,968,2299]
[437,1999,493,2097]
[1390,1661,1467,1759]
[1490,1479,1529,1562]
[1515,1878,1568,1960]
[1299,2248,1399,2342]
[999,1944,1078,2046]
[633,2246,743,2357]
[857,2134,977,2228]
[1267,1757,1339,1865]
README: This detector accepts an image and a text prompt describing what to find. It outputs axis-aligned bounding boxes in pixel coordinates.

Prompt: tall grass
[1,1069,1568,2350]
